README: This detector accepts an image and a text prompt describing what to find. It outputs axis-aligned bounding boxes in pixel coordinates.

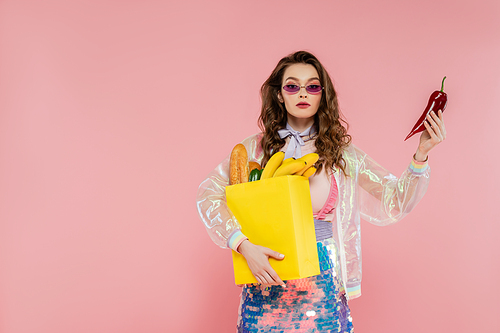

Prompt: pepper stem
[440,76,447,92]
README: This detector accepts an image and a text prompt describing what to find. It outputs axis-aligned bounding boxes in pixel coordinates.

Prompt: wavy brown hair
[258,51,352,176]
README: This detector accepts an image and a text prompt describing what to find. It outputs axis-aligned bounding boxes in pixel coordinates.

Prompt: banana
[273,160,307,177]
[294,153,320,176]
[261,151,285,180]
[302,167,317,178]
[281,157,296,166]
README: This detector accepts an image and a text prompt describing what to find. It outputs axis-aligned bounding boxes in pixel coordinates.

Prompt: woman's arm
[196,133,286,286]
[196,153,248,250]
[196,133,265,250]
[356,151,430,225]
[357,110,446,226]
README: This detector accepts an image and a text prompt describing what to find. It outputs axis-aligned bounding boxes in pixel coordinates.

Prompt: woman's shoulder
[343,141,369,159]
[341,142,358,157]
[338,143,366,174]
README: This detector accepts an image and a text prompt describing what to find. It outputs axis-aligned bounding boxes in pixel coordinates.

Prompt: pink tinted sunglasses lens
[306,85,322,94]
[282,84,322,94]
[282,85,300,93]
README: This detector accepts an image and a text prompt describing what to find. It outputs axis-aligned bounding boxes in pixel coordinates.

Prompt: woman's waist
[314,219,333,242]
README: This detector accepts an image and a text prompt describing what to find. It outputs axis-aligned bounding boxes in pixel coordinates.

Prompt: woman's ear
[277,92,283,103]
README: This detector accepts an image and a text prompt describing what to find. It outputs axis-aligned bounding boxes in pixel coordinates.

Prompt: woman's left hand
[414,109,447,161]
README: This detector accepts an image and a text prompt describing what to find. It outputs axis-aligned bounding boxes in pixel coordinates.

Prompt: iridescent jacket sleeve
[196,134,263,250]
[354,145,431,226]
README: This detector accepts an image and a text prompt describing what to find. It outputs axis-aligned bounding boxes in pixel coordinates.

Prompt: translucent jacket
[196,133,430,300]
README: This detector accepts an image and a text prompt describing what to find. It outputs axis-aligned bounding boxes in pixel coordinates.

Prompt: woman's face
[278,63,322,130]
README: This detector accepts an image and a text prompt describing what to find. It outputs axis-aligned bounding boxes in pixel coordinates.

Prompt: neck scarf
[277,123,316,159]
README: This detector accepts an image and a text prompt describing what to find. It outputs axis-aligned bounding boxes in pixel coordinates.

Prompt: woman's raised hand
[415,109,447,161]
[237,240,286,288]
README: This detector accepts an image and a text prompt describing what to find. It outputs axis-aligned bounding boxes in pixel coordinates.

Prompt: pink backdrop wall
[1,0,499,332]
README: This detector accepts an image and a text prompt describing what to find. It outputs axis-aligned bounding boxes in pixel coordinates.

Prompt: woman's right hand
[237,240,286,288]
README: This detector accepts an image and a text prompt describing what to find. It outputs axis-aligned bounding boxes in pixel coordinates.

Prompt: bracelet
[413,153,428,163]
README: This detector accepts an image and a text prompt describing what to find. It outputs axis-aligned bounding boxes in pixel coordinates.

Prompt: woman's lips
[296,102,310,108]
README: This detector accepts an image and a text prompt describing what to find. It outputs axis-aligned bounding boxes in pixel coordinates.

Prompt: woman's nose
[299,87,308,98]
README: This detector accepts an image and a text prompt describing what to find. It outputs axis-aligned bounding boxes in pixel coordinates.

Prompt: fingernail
[282,284,286,288]
[279,254,284,259]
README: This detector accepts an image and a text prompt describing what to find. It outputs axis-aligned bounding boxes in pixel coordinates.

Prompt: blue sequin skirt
[237,237,354,332]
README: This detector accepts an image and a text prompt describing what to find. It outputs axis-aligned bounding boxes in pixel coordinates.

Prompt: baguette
[229,144,249,185]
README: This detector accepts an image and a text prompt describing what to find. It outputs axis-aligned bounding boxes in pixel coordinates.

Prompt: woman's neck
[287,117,314,133]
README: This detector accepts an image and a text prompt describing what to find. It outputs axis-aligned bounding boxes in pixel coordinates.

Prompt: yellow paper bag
[225,175,320,285]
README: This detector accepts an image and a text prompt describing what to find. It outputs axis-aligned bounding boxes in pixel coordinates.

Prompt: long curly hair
[258,51,352,176]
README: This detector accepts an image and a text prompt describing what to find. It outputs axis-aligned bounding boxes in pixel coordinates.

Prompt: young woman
[196,51,446,332]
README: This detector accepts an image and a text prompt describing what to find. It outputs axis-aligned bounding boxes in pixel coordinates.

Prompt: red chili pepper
[404,77,447,141]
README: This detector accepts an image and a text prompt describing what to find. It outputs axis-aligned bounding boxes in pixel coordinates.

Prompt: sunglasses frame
[282,83,324,95]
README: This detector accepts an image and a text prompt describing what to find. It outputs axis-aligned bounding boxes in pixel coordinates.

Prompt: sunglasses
[282,84,323,95]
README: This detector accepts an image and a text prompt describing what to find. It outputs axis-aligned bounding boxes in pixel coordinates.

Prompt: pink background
[1,0,499,332]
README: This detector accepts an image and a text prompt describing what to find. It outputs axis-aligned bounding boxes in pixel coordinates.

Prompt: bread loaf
[229,144,249,185]
[248,161,261,172]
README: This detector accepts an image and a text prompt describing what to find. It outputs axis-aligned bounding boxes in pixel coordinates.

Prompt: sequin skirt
[237,237,354,332]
